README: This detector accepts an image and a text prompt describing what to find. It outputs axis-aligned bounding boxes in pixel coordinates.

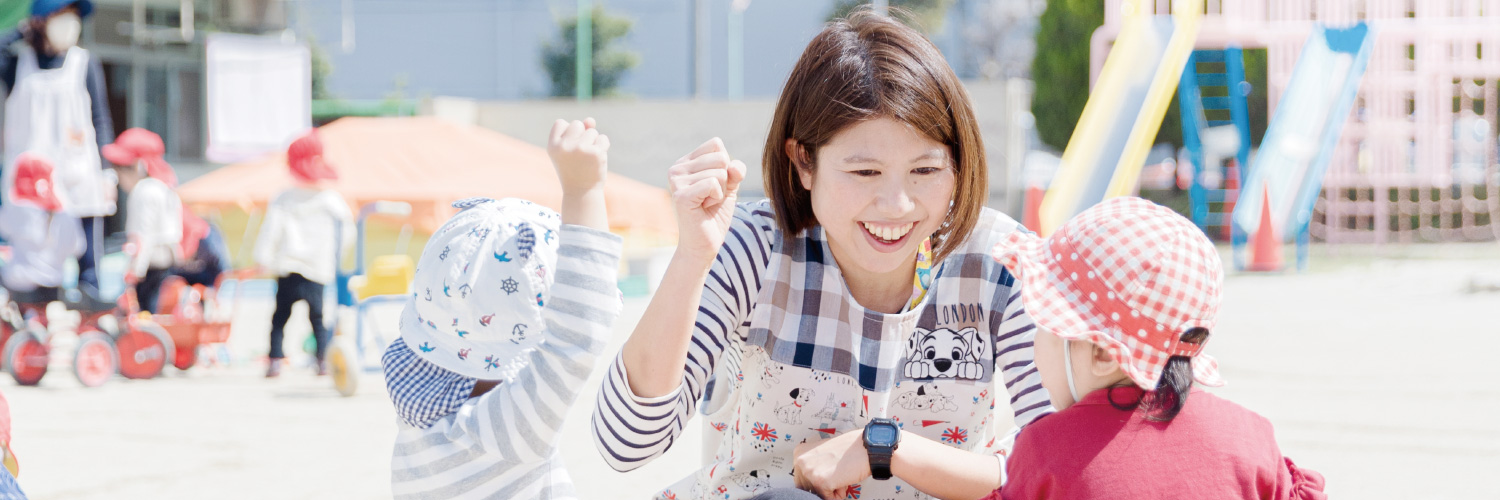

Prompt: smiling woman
[790,117,958,313]
[595,8,1053,500]
[764,17,987,270]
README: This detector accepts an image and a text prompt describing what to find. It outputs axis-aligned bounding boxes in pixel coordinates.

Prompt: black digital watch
[863,417,901,480]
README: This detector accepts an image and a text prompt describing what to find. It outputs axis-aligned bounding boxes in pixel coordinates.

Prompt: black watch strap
[869,452,894,480]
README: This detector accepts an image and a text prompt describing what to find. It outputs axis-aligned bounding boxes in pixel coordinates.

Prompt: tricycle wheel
[329,343,358,397]
[72,332,118,388]
[173,341,199,371]
[3,330,48,386]
[117,323,174,379]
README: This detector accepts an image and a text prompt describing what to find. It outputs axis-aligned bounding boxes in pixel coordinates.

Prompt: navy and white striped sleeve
[994,280,1053,427]
[450,225,623,462]
[592,202,773,472]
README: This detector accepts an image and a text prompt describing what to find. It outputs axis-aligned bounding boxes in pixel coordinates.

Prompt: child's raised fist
[547,118,610,197]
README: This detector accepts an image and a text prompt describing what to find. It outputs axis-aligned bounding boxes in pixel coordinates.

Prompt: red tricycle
[144,269,252,371]
[0,287,157,388]
[0,267,247,387]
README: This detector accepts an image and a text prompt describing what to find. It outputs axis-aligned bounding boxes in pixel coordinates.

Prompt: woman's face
[42,7,82,53]
[796,117,956,279]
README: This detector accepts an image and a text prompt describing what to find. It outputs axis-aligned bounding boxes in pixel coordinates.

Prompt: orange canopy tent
[179,117,676,239]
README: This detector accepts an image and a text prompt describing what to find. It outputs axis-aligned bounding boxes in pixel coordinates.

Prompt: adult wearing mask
[0,0,116,296]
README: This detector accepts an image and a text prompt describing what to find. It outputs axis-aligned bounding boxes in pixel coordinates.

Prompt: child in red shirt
[984,197,1325,500]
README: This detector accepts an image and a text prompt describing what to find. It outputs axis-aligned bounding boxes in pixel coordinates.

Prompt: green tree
[542,6,641,98]
[826,0,954,33]
[1029,0,1103,152]
[1241,48,1270,147]
[0,2,27,31]
[308,36,335,100]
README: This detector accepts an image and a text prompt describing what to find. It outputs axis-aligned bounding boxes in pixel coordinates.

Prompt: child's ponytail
[1105,327,1210,422]
[1142,327,1210,422]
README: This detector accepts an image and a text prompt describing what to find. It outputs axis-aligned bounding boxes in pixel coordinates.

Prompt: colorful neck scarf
[907,237,934,311]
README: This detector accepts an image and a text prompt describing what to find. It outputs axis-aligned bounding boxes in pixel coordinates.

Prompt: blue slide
[1232,23,1374,270]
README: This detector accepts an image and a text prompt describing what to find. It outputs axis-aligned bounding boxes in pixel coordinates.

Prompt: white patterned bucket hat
[399,197,562,380]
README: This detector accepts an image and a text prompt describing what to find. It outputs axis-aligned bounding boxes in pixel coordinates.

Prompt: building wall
[289,0,1031,101]
[461,79,1020,207]
[292,0,551,99]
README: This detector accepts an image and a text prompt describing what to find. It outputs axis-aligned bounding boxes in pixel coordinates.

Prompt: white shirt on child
[125,177,182,277]
[384,225,622,499]
[253,187,353,285]
[0,203,85,292]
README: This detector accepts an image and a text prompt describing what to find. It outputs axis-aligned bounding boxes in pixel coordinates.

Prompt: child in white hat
[982,197,1326,500]
[381,119,622,499]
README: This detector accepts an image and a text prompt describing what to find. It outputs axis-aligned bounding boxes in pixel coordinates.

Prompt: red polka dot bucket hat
[992,197,1226,390]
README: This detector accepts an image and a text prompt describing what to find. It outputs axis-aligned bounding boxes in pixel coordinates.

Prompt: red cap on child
[286,129,339,184]
[103,128,178,188]
[11,153,63,212]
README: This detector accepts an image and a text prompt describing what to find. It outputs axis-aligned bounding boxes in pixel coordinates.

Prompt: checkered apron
[659,207,1044,500]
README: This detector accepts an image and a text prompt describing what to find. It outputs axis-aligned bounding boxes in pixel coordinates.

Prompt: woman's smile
[858,220,918,251]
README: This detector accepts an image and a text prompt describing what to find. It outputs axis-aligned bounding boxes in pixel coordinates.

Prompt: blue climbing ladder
[1178,48,1253,240]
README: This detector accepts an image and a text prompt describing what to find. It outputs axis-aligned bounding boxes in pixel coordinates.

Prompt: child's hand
[548,118,610,198]
[549,118,610,230]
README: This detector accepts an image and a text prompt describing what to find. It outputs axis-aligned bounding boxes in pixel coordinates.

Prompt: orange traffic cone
[1022,185,1044,232]
[1247,189,1282,272]
[1220,159,1242,241]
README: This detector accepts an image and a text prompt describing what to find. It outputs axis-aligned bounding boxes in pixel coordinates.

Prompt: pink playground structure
[1097,0,1500,244]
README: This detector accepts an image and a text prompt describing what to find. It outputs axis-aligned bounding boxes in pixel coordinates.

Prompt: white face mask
[45,12,82,52]
[1062,339,1081,404]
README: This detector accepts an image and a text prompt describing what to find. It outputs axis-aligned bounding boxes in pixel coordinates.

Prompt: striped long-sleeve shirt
[384,225,622,500]
[592,200,1053,500]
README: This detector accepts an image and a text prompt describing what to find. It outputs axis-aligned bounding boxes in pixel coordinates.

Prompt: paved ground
[3,243,1498,499]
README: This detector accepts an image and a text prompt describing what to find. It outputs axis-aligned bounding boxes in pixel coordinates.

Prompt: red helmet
[286,129,338,184]
[11,153,62,212]
[102,127,177,187]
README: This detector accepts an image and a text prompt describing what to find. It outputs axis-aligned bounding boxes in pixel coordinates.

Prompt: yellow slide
[1038,0,1202,236]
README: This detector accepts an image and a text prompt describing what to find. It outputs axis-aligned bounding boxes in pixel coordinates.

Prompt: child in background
[101,127,225,291]
[380,118,620,499]
[102,128,183,313]
[0,153,84,315]
[986,197,1325,500]
[253,130,353,378]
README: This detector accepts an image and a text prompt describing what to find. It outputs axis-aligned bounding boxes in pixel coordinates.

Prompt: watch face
[868,424,897,443]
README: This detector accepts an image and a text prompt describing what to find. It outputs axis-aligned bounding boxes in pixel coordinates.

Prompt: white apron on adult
[594,201,1055,500]
[2,45,112,217]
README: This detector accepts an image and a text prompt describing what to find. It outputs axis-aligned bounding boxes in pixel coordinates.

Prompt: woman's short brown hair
[762,8,987,264]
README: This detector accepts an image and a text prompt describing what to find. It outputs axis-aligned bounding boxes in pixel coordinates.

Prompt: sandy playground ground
[3,243,1497,499]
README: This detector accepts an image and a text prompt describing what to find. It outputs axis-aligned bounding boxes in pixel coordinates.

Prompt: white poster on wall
[205,32,311,164]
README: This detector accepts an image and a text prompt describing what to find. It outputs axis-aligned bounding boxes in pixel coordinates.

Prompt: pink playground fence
[1098,0,1500,243]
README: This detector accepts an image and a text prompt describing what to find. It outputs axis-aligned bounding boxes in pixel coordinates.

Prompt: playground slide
[1232,24,1374,251]
[1037,0,1202,236]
